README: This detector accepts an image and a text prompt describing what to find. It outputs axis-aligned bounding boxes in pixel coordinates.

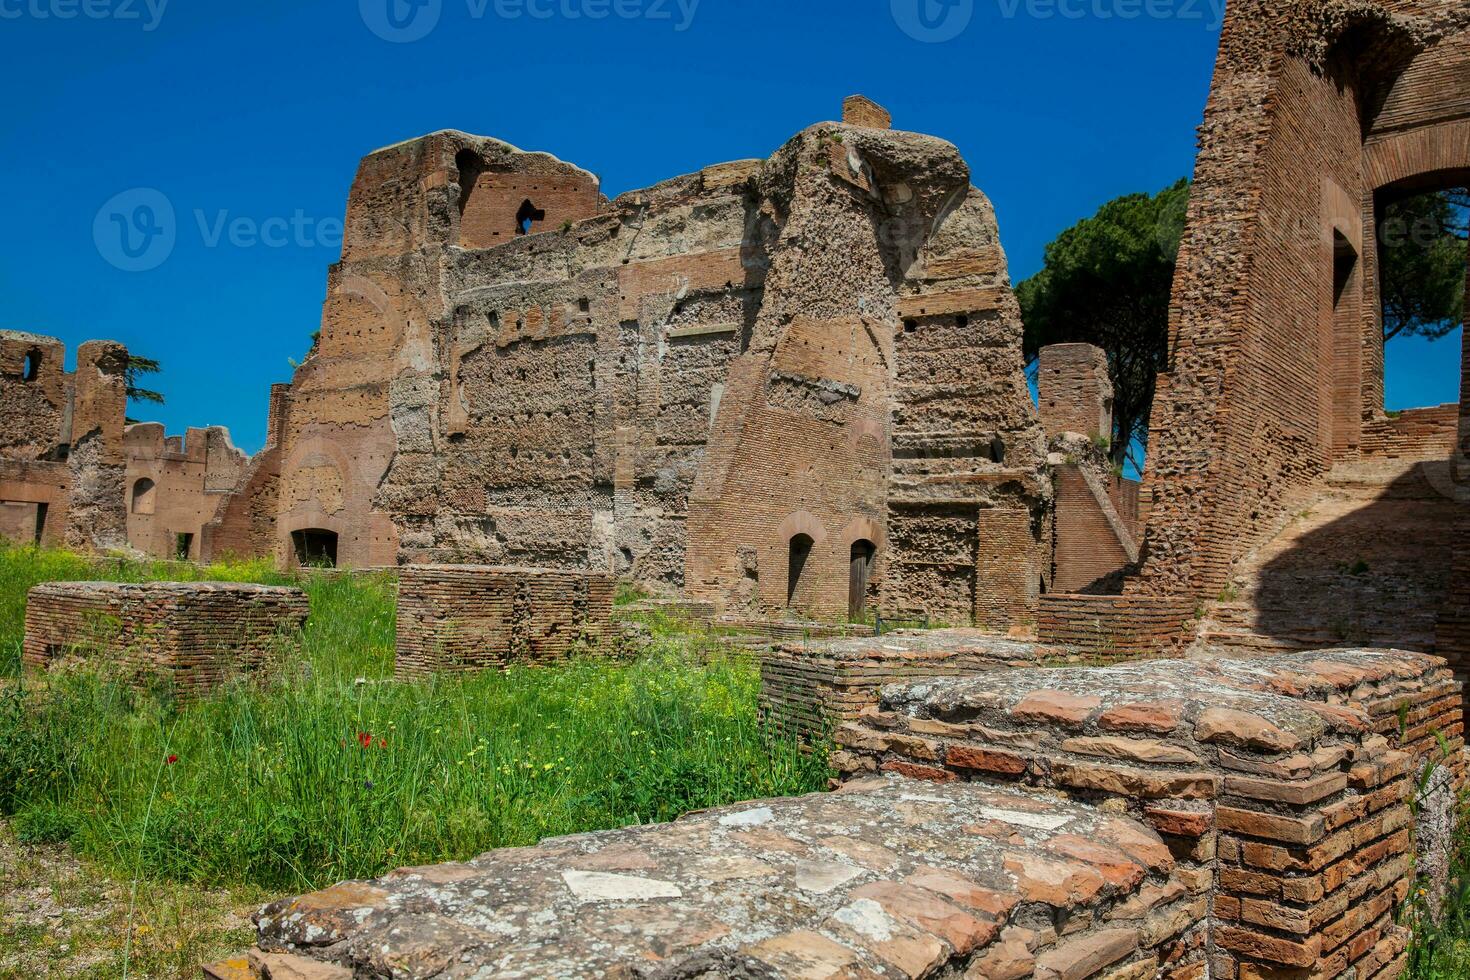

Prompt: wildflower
[364,780,373,789]
[166,754,179,765]
[358,732,373,749]
[378,737,388,749]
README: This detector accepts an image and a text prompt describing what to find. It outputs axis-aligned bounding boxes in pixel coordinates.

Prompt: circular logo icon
[93,188,176,273]
[891,0,974,42]
[360,0,442,43]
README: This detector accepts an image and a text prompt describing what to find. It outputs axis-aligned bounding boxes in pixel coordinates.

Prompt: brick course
[23,581,309,697]
[835,649,1464,979]
[393,565,615,676]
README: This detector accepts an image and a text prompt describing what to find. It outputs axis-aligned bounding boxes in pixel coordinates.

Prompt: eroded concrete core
[210,776,1197,980]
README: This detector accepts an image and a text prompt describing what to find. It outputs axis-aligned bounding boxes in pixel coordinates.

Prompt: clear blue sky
[0,0,1459,454]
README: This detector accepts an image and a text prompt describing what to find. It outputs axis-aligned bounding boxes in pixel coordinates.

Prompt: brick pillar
[1037,343,1113,442]
[1435,242,1470,719]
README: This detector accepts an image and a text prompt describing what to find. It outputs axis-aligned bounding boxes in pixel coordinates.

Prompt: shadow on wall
[1212,459,1462,655]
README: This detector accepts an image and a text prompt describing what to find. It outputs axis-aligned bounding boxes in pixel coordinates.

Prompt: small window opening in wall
[848,539,876,619]
[131,478,156,515]
[787,533,814,607]
[291,528,339,568]
[22,349,41,381]
[902,319,917,333]
[1332,230,1357,307]
[175,532,193,561]
[516,199,546,236]
[33,503,48,545]
[956,315,968,330]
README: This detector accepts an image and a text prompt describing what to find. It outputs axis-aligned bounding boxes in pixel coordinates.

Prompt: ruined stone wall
[0,331,68,460]
[1136,0,1470,602]
[1052,463,1138,593]
[124,424,246,560]
[24,581,308,697]
[759,629,1046,738]
[227,105,1044,623]
[837,649,1465,979]
[201,385,288,561]
[393,565,615,676]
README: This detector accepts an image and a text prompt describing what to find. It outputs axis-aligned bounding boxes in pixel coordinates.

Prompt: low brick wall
[1360,405,1459,460]
[1037,592,1196,661]
[393,565,615,677]
[835,649,1465,980]
[207,775,1204,980]
[23,581,309,697]
[760,629,1046,739]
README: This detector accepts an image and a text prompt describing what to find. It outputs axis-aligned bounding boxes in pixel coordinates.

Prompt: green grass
[0,546,829,894]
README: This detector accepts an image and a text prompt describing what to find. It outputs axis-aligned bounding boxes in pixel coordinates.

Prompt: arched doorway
[848,539,876,618]
[787,533,813,607]
[291,528,339,568]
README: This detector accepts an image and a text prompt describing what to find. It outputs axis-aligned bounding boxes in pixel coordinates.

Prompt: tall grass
[0,547,829,893]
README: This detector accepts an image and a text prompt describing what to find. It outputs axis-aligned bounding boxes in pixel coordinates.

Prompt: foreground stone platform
[23,581,309,697]
[394,565,615,677]
[206,775,1199,979]
[761,628,1048,738]
[837,649,1464,979]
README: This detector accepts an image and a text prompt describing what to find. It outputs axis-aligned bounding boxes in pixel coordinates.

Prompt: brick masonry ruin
[759,629,1047,739]
[835,649,1464,979]
[393,565,615,677]
[212,648,1458,980]
[0,330,249,561]
[23,581,309,697]
[175,96,1052,629]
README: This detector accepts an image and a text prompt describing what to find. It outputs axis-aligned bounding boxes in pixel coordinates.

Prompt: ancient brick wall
[393,565,615,676]
[23,581,308,697]
[1038,343,1113,441]
[0,332,132,552]
[231,104,1044,625]
[124,424,246,560]
[0,331,68,460]
[1359,403,1460,459]
[836,649,1465,979]
[210,776,1205,980]
[759,629,1045,738]
[1135,1,1469,606]
[1037,593,1197,661]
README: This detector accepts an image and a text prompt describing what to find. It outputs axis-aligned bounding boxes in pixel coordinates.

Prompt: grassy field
[0,546,829,898]
[0,545,1466,978]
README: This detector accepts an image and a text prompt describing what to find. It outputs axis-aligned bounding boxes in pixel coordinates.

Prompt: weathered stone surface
[217,776,1188,979]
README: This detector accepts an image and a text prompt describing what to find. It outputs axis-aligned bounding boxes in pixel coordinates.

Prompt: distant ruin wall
[393,565,615,676]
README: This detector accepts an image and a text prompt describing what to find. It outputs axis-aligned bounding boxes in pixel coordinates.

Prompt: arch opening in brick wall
[291,528,339,568]
[515,199,546,236]
[786,533,814,607]
[21,348,41,382]
[131,478,156,516]
[848,538,876,618]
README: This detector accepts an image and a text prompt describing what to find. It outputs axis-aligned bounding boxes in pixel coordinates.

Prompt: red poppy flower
[166,754,179,765]
[378,737,387,749]
[357,732,372,749]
